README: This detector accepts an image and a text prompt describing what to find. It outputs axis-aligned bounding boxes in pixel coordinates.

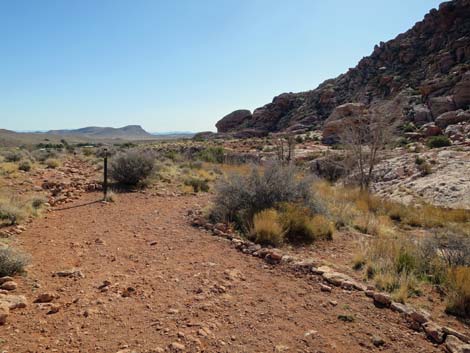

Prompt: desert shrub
[95,147,116,158]
[184,177,210,193]
[279,203,316,244]
[0,247,29,277]
[32,149,57,162]
[211,163,318,231]
[18,161,31,172]
[427,135,451,148]
[3,151,22,162]
[31,197,46,210]
[45,158,60,169]
[417,161,432,176]
[420,232,470,268]
[82,147,94,156]
[0,200,26,226]
[251,209,284,246]
[310,214,334,240]
[402,122,416,133]
[197,147,225,163]
[446,266,470,318]
[415,156,425,165]
[186,161,203,169]
[110,150,155,186]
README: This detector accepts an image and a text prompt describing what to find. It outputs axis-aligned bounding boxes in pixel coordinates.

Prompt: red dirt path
[5,191,442,353]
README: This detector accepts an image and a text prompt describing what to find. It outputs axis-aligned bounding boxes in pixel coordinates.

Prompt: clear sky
[0,0,442,132]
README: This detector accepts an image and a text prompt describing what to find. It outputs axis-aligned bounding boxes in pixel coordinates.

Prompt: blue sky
[0,0,441,132]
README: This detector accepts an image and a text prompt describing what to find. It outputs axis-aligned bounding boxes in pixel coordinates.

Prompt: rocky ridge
[215,0,470,141]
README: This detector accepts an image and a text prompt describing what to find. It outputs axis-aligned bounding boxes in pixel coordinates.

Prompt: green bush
[0,247,29,277]
[110,150,155,186]
[184,177,209,192]
[197,147,225,163]
[427,135,451,148]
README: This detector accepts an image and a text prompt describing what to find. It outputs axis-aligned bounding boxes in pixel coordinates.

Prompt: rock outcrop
[215,0,470,140]
[215,110,252,133]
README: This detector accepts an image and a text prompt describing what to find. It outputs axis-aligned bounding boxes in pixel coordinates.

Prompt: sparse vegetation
[0,247,29,277]
[427,135,451,148]
[110,150,155,186]
[211,163,319,232]
[3,151,22,162]
[184,177,210,192]
[446,266,470,318]
[18,160,31,172]
[0,198,26,226]
[45,158,60,169]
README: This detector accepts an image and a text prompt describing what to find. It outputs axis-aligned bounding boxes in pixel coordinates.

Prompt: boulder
[428,96,457,118]
[423,321,445,344]
[420,122,442,136]
[445,335,470,353]
[412,104,433,124]
[326,103,367,122]
[215,110,252,133]
[372,292,392,307]
[0,294,27,309]
[34,292,56,303]
[309,156,346,182]
[0,303,9,325]
[435,110,470,128]
[454,72,470,109]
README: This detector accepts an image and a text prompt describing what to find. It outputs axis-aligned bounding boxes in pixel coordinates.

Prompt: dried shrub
[211,163,319,231]
[279,203,316,244]
[45,158,60,169]
[0,247,29,277]
[3,151,22,162]
[0,200,26,226]
[184,177,209,193]
[110,150,155,186]
[18,161,31,172]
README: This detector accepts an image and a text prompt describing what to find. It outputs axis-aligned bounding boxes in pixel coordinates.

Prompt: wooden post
[103,148,108,199]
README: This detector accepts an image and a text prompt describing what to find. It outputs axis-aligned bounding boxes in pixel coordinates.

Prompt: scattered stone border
[190,216,470,352]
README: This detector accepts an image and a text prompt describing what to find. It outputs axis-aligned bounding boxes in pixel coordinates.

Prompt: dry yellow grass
[446,267,470,318]
[313,181,470,235]
[252,209,284,246]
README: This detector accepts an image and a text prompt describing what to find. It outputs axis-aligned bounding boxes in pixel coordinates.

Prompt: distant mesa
[47,125,154,140]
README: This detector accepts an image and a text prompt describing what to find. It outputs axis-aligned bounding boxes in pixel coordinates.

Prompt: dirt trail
[5,192,440,353]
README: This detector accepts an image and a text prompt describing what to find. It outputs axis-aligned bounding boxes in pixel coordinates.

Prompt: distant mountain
[48,125,155,140]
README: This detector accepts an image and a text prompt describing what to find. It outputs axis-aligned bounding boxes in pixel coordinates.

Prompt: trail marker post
[103,148,108,199]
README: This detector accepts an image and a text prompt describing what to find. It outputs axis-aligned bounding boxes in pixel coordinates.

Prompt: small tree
[339,111,394,190]
[274,136,296,163]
